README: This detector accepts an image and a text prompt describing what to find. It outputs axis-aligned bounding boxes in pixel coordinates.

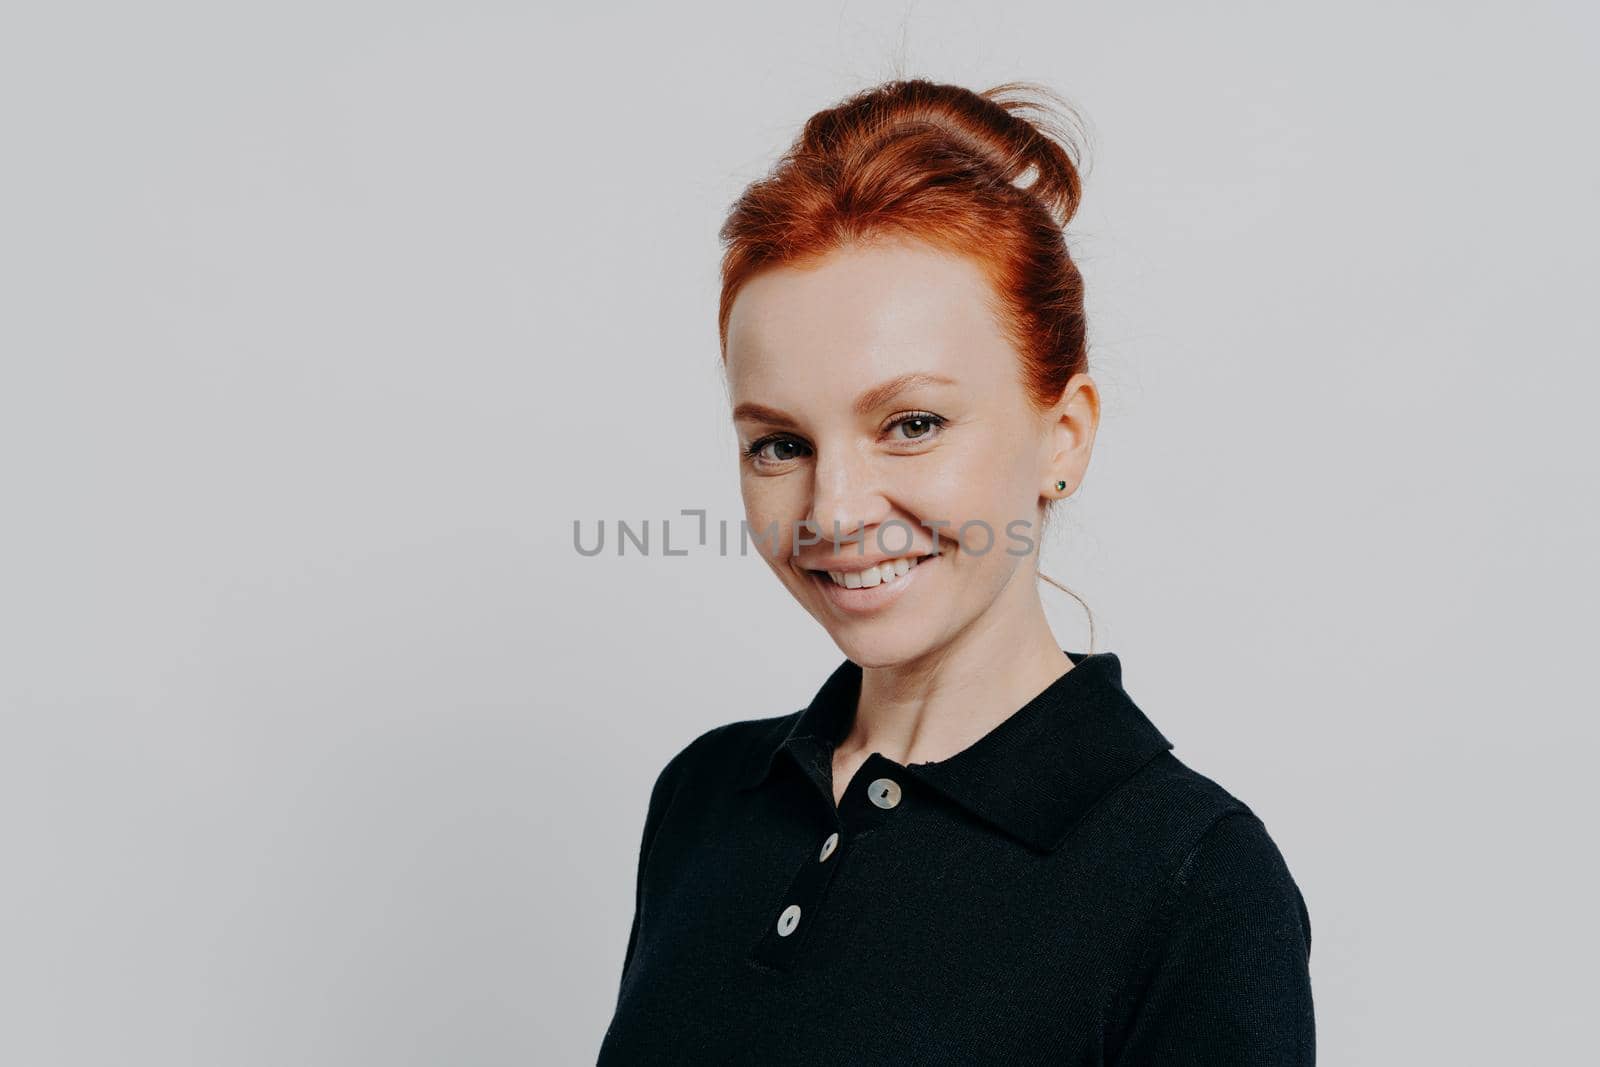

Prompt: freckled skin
[724,235,1104,793]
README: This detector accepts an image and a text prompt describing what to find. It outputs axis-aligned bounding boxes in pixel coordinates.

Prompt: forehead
[724,237,1014,398]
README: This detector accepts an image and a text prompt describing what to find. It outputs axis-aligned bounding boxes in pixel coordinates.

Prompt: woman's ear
[1042,371,1100,496]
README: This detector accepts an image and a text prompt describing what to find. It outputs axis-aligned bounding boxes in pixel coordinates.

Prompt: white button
[777,904,802,936]
[819,832,839,862]
[868,777,902,809]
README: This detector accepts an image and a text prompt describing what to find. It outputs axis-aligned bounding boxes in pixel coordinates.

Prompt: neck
[840,587,1073,768]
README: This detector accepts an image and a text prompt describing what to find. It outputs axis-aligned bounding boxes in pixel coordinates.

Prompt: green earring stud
[1054,480,1067,492]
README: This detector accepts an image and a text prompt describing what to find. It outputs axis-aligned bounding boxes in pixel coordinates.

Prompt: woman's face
[724,236,1096,667]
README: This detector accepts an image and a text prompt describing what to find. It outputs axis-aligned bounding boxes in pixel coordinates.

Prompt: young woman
[599,77,1315,1064]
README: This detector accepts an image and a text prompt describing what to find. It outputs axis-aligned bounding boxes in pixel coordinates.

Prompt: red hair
[717,77,1091,415]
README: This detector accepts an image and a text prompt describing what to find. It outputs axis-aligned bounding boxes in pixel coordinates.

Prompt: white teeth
[825,554,926,588]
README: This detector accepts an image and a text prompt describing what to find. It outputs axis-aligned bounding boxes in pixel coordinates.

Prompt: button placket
[751,756,916,972]
[751,827,849,970]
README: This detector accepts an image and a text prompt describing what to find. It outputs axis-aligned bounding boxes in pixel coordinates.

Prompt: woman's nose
[804,453,887,549]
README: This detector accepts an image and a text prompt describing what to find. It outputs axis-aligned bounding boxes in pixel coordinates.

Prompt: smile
[813,551,938,588]
[801,542,952,617]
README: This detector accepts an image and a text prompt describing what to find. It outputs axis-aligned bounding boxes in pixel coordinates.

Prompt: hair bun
[796,77,1089,229]
[979,80,1090,228]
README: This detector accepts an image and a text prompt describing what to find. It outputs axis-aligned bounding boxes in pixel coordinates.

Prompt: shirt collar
[733,649,1174,854]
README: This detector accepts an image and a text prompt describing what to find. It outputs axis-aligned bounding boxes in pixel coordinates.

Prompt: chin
[821,623,946,670]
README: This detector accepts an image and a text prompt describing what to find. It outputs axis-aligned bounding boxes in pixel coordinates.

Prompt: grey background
[3,1,1595,1063]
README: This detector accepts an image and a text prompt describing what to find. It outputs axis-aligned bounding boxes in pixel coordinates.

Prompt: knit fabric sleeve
[1110,810,1315,1065]
[613,736,697,1003]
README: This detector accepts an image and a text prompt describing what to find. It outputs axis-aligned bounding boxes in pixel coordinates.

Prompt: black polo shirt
[598,650,1315,1064]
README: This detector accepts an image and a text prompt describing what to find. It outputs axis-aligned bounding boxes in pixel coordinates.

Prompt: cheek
[916,449,1038,560]
[740,474,803,558]
[930,445,1033,521]
[740,472,789,517]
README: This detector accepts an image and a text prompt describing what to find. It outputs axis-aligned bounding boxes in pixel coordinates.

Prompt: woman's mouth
[802,543,950,615]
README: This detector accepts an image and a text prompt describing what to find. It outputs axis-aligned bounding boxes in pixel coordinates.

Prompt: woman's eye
[890,414,945,442]
[764,440,805,461]
[746,436,811,465]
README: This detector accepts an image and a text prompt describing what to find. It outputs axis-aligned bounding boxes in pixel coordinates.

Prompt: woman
[599,77,1314,1064]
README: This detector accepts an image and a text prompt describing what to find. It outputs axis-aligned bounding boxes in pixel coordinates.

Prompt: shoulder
[1160,800,1311,954]
[644,709,798,800]
[1114,750,1287,864]
[1127,747,1260,826]
[1109,749,1313,952]
[667,709,796,768]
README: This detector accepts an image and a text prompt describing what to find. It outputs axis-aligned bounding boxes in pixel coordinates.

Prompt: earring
[1054,480,1067,493]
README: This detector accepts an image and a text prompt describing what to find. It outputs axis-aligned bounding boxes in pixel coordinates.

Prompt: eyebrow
[732,371,959,427]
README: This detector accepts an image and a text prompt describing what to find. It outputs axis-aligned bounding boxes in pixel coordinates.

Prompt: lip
[800,548,939,574]
[802,547,944,617]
